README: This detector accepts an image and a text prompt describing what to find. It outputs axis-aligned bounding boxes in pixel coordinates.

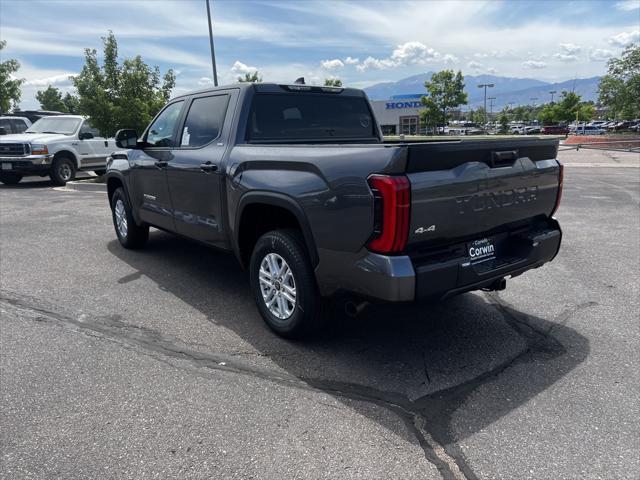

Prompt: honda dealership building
[370,94,423,135]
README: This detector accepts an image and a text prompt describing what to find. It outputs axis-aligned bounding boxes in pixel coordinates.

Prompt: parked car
[8,110,65,124]
[524,126,541,135]
[541,125,569,135]
[105,82,563,338]
[0,115,115,185]
[0,116,32,135]
[609,120,636,131]
[569,125,607,135]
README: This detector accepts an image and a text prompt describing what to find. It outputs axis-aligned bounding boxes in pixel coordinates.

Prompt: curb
[61,180,107,192]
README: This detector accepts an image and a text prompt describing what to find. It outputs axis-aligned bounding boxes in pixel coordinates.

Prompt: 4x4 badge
[415,225,436,234]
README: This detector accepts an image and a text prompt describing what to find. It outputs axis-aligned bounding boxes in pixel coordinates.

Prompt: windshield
[26,117,82,135]
[247,93,378,142]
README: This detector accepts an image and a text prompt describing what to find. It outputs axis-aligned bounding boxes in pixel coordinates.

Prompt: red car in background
[541,125,569,135]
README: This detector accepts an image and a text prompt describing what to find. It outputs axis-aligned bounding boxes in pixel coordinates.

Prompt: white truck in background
[0,115,115,185]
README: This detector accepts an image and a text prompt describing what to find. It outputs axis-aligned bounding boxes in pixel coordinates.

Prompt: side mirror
[79,131,94,140]
[0,127,7,135]
[115,129,139,149]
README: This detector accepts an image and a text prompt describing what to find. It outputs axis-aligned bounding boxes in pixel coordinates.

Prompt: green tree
[420,70,468,134]
[72,31,175,137]
[36,85,67,111]
[498,109,509,134]
[324,78,343,87]
[598,44,639,119]
[238,71,262,83]
[0,40,24,113]
[62,92,80,114]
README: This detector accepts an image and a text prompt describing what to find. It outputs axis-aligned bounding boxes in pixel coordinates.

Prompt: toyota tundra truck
[106,82,563,338]
[0,115,115,185]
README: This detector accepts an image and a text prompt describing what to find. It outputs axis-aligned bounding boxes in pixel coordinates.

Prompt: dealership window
[400,116,419,135]
[381,125,397,135]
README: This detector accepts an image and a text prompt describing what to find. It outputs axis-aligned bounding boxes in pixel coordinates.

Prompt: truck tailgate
[404,138,560,248]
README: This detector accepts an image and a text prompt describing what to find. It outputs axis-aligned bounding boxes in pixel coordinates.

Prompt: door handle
[200,162,218,173]
[154,160,168,169]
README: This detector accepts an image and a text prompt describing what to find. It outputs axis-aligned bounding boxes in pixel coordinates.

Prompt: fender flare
[235,191,319,267]
[106,172,142,225]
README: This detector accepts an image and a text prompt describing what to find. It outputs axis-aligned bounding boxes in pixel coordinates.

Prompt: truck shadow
[107,231,590,474]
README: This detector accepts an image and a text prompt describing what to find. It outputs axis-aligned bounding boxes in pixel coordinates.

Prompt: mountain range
[363,73,602,110]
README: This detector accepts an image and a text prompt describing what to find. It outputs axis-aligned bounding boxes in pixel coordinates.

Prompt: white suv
[0,115,116,185]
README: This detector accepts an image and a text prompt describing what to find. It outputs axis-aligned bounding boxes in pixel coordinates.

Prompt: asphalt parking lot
[1,149,638,480]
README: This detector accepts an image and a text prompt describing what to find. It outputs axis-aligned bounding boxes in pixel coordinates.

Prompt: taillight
[551,162,563,217]
[367,174,410,254]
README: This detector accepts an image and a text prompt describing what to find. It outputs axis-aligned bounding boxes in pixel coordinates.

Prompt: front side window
[79,121,101,138]
[180,95,229,148]
[0,119,11,133]
[25,117,82,135]
[146,101,184,147]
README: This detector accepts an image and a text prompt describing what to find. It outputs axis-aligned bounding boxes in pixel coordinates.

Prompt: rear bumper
[316,218,562,302]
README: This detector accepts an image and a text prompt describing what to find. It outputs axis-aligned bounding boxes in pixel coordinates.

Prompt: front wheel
[249,229,326,338]
[50,156,76,186]
[0,172,23,185]
[110,187,149,249]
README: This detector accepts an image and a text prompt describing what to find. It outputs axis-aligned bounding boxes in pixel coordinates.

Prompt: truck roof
[171,82,367,102]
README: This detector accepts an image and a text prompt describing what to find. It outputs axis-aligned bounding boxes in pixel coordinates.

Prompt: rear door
[129,100,185,231]
[165,90,236,247]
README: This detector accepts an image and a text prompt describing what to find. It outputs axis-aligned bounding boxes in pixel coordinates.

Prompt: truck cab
[0,115,116,185]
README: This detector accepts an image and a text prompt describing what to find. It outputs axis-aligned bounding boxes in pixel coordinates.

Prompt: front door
[128,100,185,231]
[165,92,234,247]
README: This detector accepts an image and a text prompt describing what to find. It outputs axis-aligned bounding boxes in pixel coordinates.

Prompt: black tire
[0,172,23,185]
[249,229,326,338]
[110,187,149,249]
[93,169,106,176]
[50,155,76,186]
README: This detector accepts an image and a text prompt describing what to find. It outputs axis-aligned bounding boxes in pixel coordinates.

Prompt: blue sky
[2,0,639,109]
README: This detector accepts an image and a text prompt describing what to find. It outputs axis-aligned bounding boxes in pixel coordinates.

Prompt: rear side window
[180,95,229,148]
[247,93,376,142]
[11,119,28,133]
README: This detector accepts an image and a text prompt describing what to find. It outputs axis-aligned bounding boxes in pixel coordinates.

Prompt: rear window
[247,93,377,142]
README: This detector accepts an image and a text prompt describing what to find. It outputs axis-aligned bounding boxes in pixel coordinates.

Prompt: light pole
[205,0,218,86]
[478,83,494,127]
[549,90,557,103]
[530,97,538,107]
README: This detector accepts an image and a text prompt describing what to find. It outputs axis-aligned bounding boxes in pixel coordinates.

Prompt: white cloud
[487,67,497,74]
[23,73,75,87]
[231,61,258,74]
[608,30,640,47]
[559,43,581,54]
[344,56,359,64]
[522,60,547,69]
[553,53,578,62]
[356,41,448,71]
[321,59,344,70]
[197,77,214,86]
[589,48,614,61]
[616,0,639,11]
[467,61,483,70]
[442,54,459,64]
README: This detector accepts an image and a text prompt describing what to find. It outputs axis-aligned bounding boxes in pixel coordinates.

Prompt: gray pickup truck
[106,82,562,338]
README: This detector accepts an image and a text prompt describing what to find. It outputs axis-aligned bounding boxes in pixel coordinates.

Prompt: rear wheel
[50,155,76,186]
[110,187,149,249]
[249,229,326,338]
[0,173,23,185]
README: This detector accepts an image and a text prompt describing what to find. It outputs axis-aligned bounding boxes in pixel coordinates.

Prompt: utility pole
[205,0,218,86]
[549,90,557,103]
[530,97,538,108]
[488,96,496,122]
[478,83,494,127]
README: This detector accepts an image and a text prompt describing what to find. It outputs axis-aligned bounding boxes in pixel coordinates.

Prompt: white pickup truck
[0,115,116,185]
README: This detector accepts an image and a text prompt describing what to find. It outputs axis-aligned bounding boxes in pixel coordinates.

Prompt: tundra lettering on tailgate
[455,186,538,215]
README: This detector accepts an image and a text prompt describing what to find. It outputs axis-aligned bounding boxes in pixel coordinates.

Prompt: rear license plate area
[467,237,496,265]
